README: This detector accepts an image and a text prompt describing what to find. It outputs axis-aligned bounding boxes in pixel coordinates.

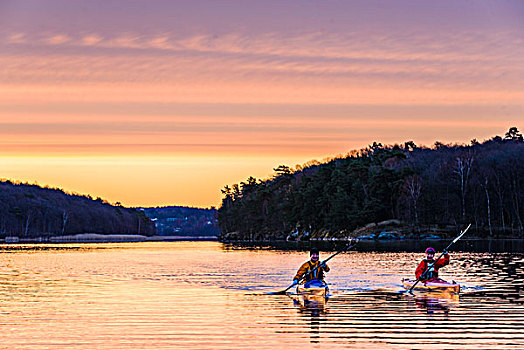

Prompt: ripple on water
[0,242,522,349]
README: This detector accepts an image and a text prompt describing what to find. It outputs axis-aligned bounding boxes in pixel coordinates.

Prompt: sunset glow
[1,0,523,207]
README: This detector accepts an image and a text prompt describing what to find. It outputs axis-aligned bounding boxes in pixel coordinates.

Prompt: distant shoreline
[1,234,218,244]
[219,238,524,253]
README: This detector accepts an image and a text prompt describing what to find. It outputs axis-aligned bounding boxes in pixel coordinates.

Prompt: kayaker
[415,247,450,281]
[293,247,330,285]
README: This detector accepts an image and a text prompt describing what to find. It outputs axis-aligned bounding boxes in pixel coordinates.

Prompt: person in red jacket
[415,247,450,281]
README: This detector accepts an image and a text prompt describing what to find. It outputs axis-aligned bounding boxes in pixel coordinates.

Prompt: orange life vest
[294,260,330,282]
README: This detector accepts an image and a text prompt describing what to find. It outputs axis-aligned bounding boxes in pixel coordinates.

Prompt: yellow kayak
[402,278,460,294]
[296,279,329,297]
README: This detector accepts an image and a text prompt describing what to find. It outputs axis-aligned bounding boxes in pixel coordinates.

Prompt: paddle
[269,239,358,295]
[407,223,471,294]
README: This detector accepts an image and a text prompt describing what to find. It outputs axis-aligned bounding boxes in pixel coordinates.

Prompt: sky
[1,0,523,208]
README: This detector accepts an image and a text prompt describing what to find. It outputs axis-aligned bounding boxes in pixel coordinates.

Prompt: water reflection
[289,293,328,312]
[0,242,523,349]
[288,294,327,343]
[224,239,524,253]
[410,292,459,315]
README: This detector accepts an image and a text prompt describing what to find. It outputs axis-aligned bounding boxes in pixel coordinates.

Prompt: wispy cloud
[3,29,523,92]
[45,34,71,45]
[81,34,103,46]
[6,29,524,61]
[0,0,522,206]
[7,32,26,44]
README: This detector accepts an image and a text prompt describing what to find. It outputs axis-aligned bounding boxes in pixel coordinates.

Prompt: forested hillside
[218,128,524,241]
[0,181,155,238]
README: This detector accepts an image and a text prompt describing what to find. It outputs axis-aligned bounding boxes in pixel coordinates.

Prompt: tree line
[0,181,155,238]
[218,127,524,240]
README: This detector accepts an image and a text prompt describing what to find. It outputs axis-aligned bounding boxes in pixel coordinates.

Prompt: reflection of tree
[461,253,524,303]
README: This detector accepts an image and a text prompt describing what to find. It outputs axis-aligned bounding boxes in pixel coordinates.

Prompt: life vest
[421,259,438,279]
[305,261,324,282]
[294,260,330,282]
[415,253,450,281]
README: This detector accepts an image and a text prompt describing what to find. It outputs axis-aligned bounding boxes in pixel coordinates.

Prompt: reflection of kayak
[402,278,460,294]
[410,292,459,314]
[297,279,329,298]
[288,293,328,312]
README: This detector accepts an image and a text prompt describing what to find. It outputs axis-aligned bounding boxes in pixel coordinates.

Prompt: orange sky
[1,0,523,207]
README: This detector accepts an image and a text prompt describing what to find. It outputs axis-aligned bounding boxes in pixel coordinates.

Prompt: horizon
[1,129,518,210]
[1,0,523,207]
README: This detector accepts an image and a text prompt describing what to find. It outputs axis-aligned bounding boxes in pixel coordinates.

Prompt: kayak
[296,279,329,297]
[402,278,460,294]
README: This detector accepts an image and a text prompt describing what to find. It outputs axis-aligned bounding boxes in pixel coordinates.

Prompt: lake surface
[0,242,523,349]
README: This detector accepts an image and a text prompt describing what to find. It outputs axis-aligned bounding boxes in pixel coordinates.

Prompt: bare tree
[481,176,493,236]
[511,178,524,234]
[454,152,475,222]
[24,212,32,236]
[403,175,422,229]
[493,172,507,233]
[61,210,69,235]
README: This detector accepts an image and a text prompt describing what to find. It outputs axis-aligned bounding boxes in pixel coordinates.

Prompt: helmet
[425,247,436,254]
[310,247,319,255]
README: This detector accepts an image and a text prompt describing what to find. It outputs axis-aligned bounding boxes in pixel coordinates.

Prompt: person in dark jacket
[293,247,330,285]
[415,247,450,281]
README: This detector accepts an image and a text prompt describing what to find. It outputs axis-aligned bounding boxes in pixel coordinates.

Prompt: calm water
[0,242,523,349]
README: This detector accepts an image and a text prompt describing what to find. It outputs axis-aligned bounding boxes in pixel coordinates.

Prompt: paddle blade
[452,223,471,244]
[266,290,288,295]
